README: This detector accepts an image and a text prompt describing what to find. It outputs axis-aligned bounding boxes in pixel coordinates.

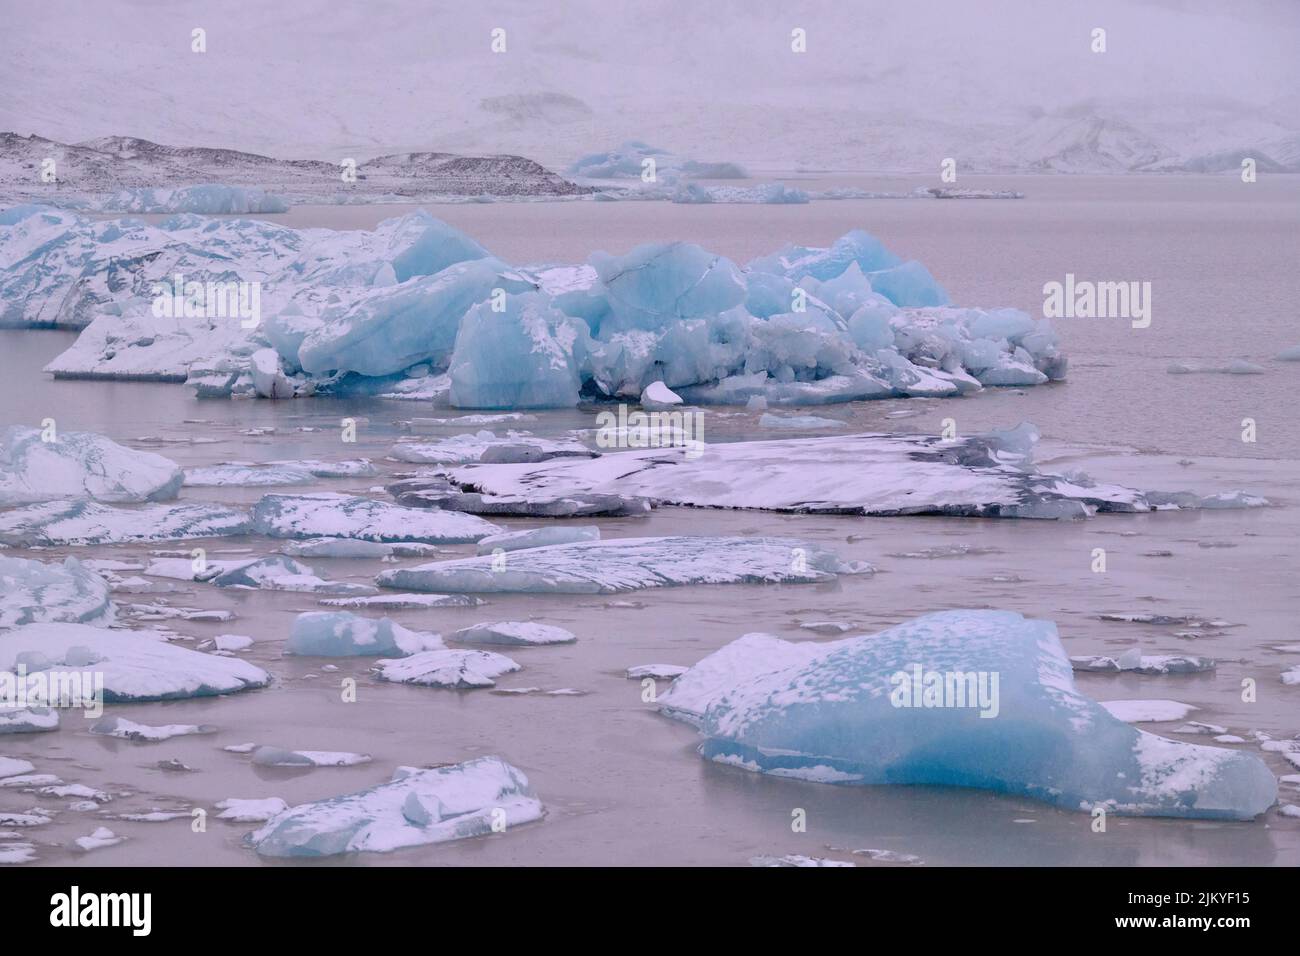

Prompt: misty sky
[4,0,1297,168]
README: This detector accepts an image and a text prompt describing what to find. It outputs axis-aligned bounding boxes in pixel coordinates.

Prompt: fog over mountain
[4,0,1298,171]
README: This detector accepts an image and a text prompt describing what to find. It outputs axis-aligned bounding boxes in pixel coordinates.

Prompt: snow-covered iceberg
[0,499,251,546]
[0,556,114,628]
[442,424,1254,519]
[0,426,182,505]
[250,493,501,543]
[0,623,270,702]
[377,536,869,594]
[475,526,600,554]
[452,622,576,646]
[245,756,543,857]
[659,611,1276,820]
[390,431,594,465]
[4,205,1066,407]
[374,648,521,688]
[183,458,377,487]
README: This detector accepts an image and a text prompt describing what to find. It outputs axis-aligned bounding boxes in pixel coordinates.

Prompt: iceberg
[441,425,1232,519]
[287,612,443,657]
[386,476,648,518]
[281,538,441,559]
[209,555,376,595]
[451,622,577,646]
[317,592,483,610]
[0,426,182,505]
[0,556,114,628]
[376,536,869,594]
[0,499,251,547]
[216,798,289,823]
[568,142,747,182]
[250,493,501,543]
[0,623,271,701]
[373,649,521,688]
[5,205,1067,408]
[659,611,1275,819]
[1071,651,1216,674]
[94,185,289,214]
[245,756,543,857]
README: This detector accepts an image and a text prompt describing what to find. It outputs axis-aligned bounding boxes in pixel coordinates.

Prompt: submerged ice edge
[2,205,1065,408]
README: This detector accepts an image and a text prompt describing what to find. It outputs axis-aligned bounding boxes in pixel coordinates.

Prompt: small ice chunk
[246,756,543,857]
[640,381,683,408]
[798,621,853,634]
[288,612,443,658]
[374,649,520,688]
[451,622,576,646]
[74,827,123,852]
[1071,653,1215,674]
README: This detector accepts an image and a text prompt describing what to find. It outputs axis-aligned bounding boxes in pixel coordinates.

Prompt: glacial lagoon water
[2,174,1298,865]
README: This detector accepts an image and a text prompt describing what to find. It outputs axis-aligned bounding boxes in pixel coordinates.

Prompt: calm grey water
[2,175,1298,866]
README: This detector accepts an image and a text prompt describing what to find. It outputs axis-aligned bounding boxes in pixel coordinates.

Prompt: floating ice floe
[386,475,649,518]
[657,611,1275,819]
[250,493,501,542]
[0,623,270,701]
[569,142,748,182]
[73,827,123,851]
[1071,650,1216,674]
[1167,360,1266,375]
[245,756,543,857]
[377,536,868,594]
[374,649,521,688]
[183,458,377,487]
[626,664,689,680]
[0,757,34,778]
[640,381,682,408]
[210,555,375,595]
[389,430,595,465]
[1098,700,1199,723]
[0,499,250,546]
[281,538,441,559]
[750,854,854,867]
[452,622,577,646]
[475,526,600,554]
[215,797,289,823]
[251,746,372,768]
[0,556,115,628]
[317,592,483,610]
[89,716,216,741]
[0,426,182,505]
[0,708,58,734]
[6,205,1068,407]
[443,424,1263,519]
[287,612,443,657]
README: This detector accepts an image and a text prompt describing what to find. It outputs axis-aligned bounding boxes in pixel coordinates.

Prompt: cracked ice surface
[3,205,1068,406]
[376,536,870,594]
[0,426,182,505]
[0,555,114,628]
[0,623,270,701]
[245,756,543,857]
[661,611,1275,820]
[445,424,1250,519]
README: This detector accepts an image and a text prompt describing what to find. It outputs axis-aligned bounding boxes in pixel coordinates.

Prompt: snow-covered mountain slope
[0,133,595,204]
